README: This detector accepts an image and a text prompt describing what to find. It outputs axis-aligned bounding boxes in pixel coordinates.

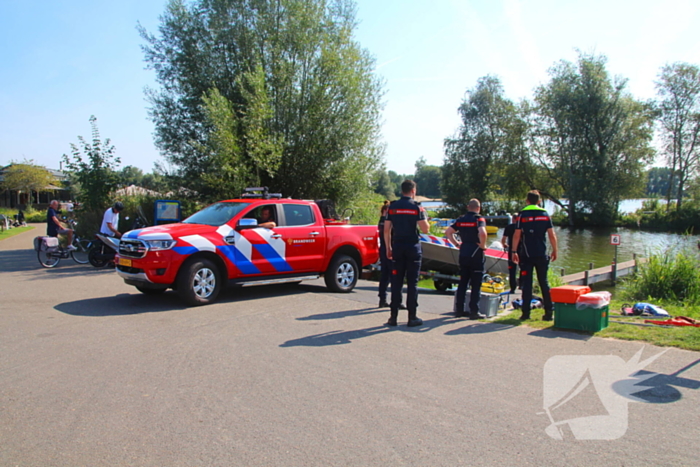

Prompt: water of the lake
[488,226,700,276]
[423,199,700,290]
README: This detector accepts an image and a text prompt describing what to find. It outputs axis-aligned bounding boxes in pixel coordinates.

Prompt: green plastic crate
[554,303,609,332]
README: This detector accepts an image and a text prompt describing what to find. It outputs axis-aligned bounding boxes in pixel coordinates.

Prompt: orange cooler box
[550,285,592,304]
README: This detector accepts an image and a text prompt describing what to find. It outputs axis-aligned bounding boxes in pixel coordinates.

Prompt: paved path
[1,227,699,466]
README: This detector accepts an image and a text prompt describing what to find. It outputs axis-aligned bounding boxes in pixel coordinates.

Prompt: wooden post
[633,253,638,274]
[560,268,565,276]
[584,269,590,286]
[589,262,594,270]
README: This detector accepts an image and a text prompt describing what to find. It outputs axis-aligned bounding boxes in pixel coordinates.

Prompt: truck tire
[324,254,358,293]
[177,258,222,306]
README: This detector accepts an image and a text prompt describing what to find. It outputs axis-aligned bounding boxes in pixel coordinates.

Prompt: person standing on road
[384,180,430,327]
[377,201,406,310]
[100,202,124,238]
[511,190,558,321]
[501,214,520,294]
[46,200,76,249]
[445,199,487,319]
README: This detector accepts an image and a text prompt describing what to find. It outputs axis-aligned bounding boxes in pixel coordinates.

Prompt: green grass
[0,225,34,241]
[492,299,700,351]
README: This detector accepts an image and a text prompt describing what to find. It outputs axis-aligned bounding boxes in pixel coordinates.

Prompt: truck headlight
[145,240,176,251]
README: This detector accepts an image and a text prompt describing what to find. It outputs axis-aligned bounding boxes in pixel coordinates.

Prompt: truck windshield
[182,202,251,226]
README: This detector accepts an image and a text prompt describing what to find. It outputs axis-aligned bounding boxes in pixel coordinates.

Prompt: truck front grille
[119,239,147,258]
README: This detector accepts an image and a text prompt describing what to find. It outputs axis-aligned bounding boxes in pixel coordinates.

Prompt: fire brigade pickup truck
[115,189,379,306]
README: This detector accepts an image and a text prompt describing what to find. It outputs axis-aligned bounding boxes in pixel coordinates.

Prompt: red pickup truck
[115,193,379,306]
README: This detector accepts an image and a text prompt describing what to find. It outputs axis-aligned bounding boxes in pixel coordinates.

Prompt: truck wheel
[324,255,358,293]
[177,258,222,306]
[136,286,167,295]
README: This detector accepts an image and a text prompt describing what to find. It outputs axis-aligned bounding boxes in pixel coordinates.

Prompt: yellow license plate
[118,257,132,267]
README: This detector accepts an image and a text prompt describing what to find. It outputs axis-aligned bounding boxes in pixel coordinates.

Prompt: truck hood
[123,223,224,241]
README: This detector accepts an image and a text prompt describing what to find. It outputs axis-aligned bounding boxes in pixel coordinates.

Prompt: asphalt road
[1,226,699,466]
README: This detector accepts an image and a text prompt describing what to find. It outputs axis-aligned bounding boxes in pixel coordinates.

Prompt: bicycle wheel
[71,238,92,264]
[38,248,60,268]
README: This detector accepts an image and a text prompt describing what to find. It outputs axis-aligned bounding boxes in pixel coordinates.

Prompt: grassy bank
[493,299,700,351]
[0,225,34,241]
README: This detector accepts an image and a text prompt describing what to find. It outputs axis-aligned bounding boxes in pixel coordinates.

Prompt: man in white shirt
[100,202,124,238]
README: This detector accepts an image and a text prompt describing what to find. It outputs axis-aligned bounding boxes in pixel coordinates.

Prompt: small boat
[419,235,510,277]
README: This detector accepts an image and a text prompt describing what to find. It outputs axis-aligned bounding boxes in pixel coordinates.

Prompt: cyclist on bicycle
[100,202,124,238]
[47,200,76,250]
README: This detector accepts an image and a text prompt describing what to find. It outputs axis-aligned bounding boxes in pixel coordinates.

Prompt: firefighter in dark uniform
[384,180,430,327]
[511,190,558,321]
[445,199,487,319]
[501,214,520,294]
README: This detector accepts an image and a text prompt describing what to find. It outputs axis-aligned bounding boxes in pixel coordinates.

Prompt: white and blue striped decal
[215,227,260,275]
[131,226,295,275]
[124,229,144,239]
[171,234,212,256]
[252,228,293,272]
[420,234,458,249]
[214,226,293,274]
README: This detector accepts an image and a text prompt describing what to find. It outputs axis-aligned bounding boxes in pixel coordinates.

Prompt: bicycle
[36,218,94,268]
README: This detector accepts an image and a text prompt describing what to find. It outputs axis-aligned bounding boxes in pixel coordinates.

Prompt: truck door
[227,204,292,276]
[274,203,326,272]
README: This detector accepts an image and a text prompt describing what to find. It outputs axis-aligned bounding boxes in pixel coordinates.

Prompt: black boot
[406,311,423,327]
[385,309,398,326]
[469,312,486,320]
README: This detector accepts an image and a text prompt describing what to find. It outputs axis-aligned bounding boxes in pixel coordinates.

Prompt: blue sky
[1,0,699,176]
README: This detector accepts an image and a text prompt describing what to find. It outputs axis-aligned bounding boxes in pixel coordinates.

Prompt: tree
[413,157,441,198]
[532,53,654,225]
[119,166,145,187]
[140,0,384,203]
[656,62,700,209]
[646,167,678,197]
[443,76,517,210]
[371,168,394,200]
[1,160,59,207]
[62,115,121,212]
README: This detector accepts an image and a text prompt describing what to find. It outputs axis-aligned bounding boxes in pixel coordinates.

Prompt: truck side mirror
[236,218,258,230]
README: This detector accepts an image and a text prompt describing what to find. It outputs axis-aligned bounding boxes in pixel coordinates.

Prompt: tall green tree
[119,166,145,187]
[413,156,441,198]
[62,115,121,212]
[442,76,517,210]
[371,168,394,200]
[532,53,654,225]
[646,167,678,197]
[1,160,59,208]
[140,0,384,203]
[656,62,700,209]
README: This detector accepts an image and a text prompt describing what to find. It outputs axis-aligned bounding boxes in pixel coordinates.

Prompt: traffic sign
[610,234,621,245]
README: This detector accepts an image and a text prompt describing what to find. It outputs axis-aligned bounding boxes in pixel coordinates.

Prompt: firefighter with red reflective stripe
[511,190,558,321]
[384,180,430,327]
[501,214,520,294]
[445,199,487,319]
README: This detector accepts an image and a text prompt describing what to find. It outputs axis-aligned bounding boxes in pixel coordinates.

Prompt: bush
[620,247,700,304]
[337,191,386,226]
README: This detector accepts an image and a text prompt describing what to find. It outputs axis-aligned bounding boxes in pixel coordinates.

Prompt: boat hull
[419,235,509,277]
